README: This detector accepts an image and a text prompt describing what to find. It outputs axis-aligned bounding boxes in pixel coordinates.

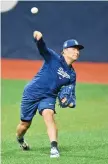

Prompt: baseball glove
[58,84,76,108]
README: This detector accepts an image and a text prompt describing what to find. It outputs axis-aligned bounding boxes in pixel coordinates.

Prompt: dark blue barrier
[1,1,108,62]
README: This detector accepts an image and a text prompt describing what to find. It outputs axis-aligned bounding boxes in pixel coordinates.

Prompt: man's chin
[72,58,77,62]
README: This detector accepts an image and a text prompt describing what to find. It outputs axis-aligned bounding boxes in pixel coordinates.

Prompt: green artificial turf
[1,79,108,164]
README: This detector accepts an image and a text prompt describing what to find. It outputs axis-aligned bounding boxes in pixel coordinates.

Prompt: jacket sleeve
[36,38,48,54]
[34,38,59,62]
[34,38,51,61]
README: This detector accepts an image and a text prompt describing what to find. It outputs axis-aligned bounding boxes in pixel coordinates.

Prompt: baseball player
[16,31,84,158]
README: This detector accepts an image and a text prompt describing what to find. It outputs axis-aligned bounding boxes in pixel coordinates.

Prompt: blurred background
[1,1,108,61]
[1,1,108,164]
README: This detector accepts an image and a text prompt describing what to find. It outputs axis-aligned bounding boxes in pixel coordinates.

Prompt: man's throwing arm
[33,31,50,61]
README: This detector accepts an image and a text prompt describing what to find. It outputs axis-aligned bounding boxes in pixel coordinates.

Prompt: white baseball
[31,7,38,14]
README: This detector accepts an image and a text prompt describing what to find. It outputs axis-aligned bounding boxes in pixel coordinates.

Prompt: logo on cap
[74,40,78,45]
[64,42,67,47]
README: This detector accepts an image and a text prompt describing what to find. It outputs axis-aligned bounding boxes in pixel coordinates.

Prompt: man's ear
[62,49,66,54]
[61,51,64,55]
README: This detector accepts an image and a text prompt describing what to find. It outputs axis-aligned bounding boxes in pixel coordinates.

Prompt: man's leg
[42,109,59,158]
[16,120,32,150]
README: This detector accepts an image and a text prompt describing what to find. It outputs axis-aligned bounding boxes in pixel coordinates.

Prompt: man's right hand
[33,31,42,40]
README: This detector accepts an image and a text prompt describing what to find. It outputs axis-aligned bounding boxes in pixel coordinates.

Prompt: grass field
[1,79,108,164]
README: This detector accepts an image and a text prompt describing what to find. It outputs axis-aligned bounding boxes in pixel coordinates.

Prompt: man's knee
[42,109,54,117]
[42,109,54,121]
[19,120,31,130]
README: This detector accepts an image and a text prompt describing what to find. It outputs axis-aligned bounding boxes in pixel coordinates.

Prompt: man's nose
[75,49,79,54]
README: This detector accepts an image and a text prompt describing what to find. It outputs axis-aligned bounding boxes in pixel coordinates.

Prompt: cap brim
[72,45,84,50]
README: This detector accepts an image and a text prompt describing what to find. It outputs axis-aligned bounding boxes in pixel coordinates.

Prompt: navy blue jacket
[24,38,76,100]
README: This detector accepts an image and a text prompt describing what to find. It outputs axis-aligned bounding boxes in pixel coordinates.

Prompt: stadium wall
[1,1,108,62]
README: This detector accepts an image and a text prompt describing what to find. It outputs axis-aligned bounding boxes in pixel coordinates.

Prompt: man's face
[64,47,80,61]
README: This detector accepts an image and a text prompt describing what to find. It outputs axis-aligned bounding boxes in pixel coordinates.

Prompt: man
[16,31,84,158]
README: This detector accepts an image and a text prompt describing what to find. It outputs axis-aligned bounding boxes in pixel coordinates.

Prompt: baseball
[31,7,38,14]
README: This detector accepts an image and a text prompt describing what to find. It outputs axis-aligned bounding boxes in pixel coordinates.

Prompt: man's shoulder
[48,48,61,59]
